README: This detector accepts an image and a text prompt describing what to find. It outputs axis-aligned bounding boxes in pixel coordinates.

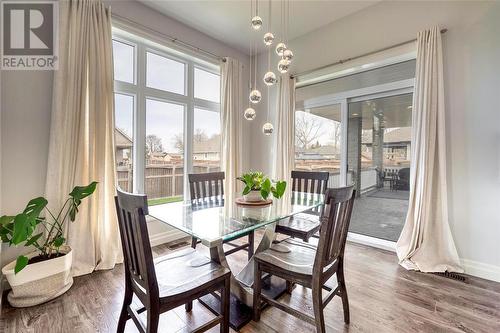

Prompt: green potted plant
[0,182,97,307]
[237,171,287,202]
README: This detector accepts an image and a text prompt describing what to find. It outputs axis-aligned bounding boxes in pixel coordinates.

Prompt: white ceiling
[138,0,379,54]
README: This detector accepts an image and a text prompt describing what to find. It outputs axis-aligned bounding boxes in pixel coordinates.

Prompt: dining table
[148,191,324,330]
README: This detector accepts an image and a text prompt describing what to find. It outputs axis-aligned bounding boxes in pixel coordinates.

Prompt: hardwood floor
[2,234,500,333]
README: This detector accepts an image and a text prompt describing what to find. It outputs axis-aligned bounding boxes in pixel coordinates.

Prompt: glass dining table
[148,191,324,329]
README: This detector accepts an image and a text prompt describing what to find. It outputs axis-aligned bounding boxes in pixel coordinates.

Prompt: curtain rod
[111,13,226,62]
[291,28,447,79]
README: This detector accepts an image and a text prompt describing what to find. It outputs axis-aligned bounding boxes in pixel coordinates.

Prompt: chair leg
[186,234,195,313]
[117,284,132,333]
[286,280,294,294]
[312,287,326,333]
[248,231,254,261]
[185,301,193,312]
[146,310,160,333]
[253,262,262,322]
[220,276,230,333]
[337,265,350,324]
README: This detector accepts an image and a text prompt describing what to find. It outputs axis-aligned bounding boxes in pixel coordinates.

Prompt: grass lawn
[147,196,183,206]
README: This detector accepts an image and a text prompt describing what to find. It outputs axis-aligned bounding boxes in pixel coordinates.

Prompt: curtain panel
[273,75,296,186]
[45,0,122,276]
[396,26,462,273]
[220,58,244,204]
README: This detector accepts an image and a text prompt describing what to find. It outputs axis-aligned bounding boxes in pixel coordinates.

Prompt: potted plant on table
[0,182,97,307]
[237,171,287,202]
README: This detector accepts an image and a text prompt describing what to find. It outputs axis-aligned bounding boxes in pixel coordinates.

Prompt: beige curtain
[273,75,296,184]
[396,26,462,273]
[45,0,122,276]
[220,58,244,204]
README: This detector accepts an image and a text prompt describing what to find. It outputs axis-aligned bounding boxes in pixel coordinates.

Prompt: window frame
[113,28,221,197]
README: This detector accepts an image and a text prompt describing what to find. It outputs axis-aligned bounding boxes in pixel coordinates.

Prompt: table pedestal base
[199,275,287,330]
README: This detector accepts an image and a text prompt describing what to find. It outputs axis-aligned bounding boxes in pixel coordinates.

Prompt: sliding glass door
[346,93,413,241]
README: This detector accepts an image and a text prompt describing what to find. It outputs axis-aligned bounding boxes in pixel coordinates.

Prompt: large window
[112,30,221,205]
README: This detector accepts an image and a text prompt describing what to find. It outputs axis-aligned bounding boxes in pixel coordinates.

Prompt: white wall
[250,1,500,280]
[0,0,251,267]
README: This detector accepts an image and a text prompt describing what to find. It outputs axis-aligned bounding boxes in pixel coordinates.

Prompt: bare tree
[145,134,163,156]
[194,128,208,143]
[173,129,208,153]
[173,133,184,153]
[329,122,342,149]
[295,112,324,149]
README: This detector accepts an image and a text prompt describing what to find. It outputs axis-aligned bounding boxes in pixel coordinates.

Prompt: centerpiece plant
[0,182,98,274]
[237,171,287,200]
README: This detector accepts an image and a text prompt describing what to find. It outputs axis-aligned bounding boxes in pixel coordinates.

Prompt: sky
[113,40,221,154]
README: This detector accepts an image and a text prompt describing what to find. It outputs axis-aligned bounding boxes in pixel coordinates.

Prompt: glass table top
[148,191,324,246]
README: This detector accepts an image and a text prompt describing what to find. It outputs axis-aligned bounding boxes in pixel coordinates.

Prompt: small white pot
[244,190,263,202]
[2,245,73,307]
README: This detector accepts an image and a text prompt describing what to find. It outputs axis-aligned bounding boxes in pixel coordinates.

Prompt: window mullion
[185,61,195,197]
[135,43,146,194]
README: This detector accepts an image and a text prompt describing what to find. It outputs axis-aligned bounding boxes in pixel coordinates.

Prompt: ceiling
[308,93,413,129]
[139,0,379,54]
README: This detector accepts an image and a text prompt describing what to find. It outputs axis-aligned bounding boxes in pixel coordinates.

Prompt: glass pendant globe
[278,59,290,74]
[275,42,287,56]
[283,49,294,61]
[251,16,263,30]
[262,122,274,135]
[263,32,274,46]
[249,89,262,104]
[244,107,256,120]
[263,71,277,86]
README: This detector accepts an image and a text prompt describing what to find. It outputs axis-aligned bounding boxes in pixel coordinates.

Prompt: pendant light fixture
[263,0,277,87]
[251,0,263,30]
[248,0,261,105]
[244,0,295,132]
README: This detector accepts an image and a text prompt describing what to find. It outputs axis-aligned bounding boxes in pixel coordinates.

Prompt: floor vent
[167,240,190,250]
[434,271,467,282]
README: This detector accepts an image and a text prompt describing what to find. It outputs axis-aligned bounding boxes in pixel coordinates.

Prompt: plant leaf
[22,197,47,219]
[0,215,15,226]
[242,185,252,195]
[14,255,29,274]
[11,214,30,245]
[69,182,98,201]
[53,236,65,247]
[260,179,271,200]
[25,232,44,246]
[272,181,287,199]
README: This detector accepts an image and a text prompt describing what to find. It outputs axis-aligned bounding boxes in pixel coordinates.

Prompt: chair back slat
[188,172,225,205]
[291,171,329,213]
[314,186,355,273]
[115,189,158,302]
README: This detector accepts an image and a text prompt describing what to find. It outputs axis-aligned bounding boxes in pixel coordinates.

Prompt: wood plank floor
[2,234,500,333]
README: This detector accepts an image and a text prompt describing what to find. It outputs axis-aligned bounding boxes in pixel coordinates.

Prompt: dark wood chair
[115,188,231,333]
[188,172,254,260]
[253,186,356,333]
[275,170,329,242]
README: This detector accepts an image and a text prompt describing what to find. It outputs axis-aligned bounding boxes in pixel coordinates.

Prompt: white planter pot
[244,190,263,202]
[1,245,73,307]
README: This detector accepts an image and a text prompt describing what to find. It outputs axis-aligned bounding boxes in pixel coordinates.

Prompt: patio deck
[349,188,409,242]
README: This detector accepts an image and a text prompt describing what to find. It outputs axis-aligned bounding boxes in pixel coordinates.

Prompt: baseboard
[347,232,397,252]
[461,259,500,283]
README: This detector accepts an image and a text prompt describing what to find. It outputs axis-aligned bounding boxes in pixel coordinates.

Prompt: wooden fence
[116,164,220,199]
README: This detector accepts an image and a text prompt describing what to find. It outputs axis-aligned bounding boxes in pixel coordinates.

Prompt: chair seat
[154,248,230,299]
[276,212,321,241]
[254,238,318,277]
